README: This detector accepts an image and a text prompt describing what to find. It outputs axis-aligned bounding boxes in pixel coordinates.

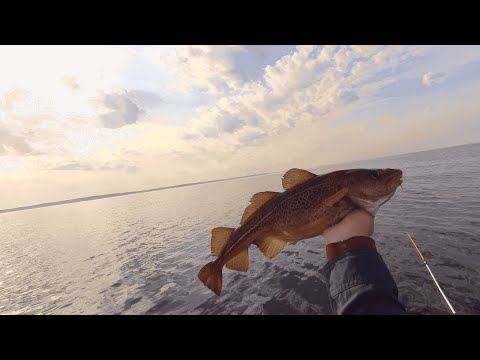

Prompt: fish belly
[282,199,356,243]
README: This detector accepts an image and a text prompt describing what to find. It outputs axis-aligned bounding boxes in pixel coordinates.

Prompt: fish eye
[369,170,380,179]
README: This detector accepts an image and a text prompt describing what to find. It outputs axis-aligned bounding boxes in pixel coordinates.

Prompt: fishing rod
[406,233,456,315]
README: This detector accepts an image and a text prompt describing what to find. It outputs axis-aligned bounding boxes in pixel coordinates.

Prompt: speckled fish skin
[220,169,402,263]
[198,168,403,295]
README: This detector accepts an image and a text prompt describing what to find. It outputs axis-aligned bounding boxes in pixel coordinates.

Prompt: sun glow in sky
[1,45,480,208]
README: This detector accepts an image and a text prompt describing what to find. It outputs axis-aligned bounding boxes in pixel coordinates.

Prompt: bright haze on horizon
[1,45,480,208]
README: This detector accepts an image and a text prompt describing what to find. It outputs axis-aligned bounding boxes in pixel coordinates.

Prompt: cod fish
[198,167,403,295]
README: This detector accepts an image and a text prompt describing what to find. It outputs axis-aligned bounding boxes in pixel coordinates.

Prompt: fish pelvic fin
[211,227,235,256]
[198,262,223,296]
[282,168,316,190]
[226,248,249,272]
[255,236,287,259]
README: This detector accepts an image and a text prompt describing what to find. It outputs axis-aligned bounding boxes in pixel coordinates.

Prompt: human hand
[323,209,374,245]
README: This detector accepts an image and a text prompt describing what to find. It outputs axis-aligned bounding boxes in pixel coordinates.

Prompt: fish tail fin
[198,262,223,296]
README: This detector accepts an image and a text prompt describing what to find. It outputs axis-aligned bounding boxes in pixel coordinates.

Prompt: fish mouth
[383,169,403,191]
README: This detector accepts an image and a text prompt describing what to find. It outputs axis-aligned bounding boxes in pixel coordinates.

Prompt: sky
[1,45,480,208]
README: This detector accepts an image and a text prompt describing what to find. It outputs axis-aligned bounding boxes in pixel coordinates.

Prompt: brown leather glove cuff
[326,236,377,261]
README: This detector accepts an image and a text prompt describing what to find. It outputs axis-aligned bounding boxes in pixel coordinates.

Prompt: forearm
[322,237,406,315]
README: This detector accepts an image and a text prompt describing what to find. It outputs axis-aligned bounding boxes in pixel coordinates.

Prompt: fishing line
[406,232,456,315]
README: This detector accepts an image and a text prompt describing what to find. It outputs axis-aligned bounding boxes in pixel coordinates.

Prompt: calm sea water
[1,143,479,315]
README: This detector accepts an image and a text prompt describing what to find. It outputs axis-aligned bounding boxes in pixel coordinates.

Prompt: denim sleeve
[322,248,406,315]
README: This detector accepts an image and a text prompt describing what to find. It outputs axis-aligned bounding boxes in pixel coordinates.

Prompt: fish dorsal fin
[211,227,234,256]
[240,191,279,224]
[282,168,316,190]
[226,248,249,272]
[254,236,288,259]
[324,187,349,207]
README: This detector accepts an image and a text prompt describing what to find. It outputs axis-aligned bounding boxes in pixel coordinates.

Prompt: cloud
[240,131,267,144]
[128,90,162,108]
[338,90,359,104]
[422,71,448,87]
[53,161,139,173]
[0,88,30,111]
[351,45,380,57]
[92,89,145,129]
[264,45,319,97]
[179,46,421,145]
[99,163,139,172]
[422,72,432,86]
[199,126,219,138]
[188,104,249,139]
[182,132,200,140]
[216,112,245,133]
[162,45,246,94]
[232,46,297,82]
[0,126,33,155]
[53,162,93,171]
[62,75,80,90]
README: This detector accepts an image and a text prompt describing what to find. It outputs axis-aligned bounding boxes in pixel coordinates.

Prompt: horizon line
[0,172,272,214]
[310,140,480,171]
[1,141,478,214]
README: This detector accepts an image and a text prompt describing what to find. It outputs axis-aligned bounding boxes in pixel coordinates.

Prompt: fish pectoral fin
[282,168,317,190]
[241,191,279,224]
[324,187,349,207]
[255,236,287,259]
[225,248,249,272]
[211,227,235,256]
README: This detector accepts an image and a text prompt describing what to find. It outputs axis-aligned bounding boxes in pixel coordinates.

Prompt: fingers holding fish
[323,209,374,245]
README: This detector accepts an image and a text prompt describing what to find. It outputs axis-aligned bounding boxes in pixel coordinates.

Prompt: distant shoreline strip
[0,172,272,214]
